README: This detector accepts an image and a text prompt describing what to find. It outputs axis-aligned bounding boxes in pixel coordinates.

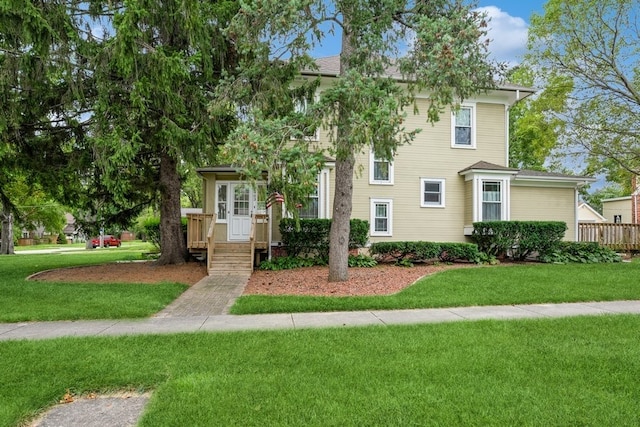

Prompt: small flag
[266,192,285,208]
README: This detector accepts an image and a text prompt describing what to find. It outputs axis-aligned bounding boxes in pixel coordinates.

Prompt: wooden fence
[578,223,640,251]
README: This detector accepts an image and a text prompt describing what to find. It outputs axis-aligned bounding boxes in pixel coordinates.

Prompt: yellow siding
[510,185,577,241]
[464,180,473,225]
[348,100,507,242]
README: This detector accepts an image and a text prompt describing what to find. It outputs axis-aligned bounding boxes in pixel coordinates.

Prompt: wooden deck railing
[578,223,640,251]
[207,217,216,274]
[186,213,215,249]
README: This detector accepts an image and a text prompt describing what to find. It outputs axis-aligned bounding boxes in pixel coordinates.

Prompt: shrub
[57,233,68,244]
[280,218,369,258]
[142,217,161,249]
[141,217,187,250]
[369,241,481,265]
[539,242,622,264]
[258,256,325,271]
[471,221,567,260]
[348,254,377,268]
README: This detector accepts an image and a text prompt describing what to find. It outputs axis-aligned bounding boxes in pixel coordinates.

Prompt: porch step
[208,243,253,275]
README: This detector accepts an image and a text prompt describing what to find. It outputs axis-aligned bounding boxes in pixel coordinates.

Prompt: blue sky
[476,1,546,64]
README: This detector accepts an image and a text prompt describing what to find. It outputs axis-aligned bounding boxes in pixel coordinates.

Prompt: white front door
[228,183,254,241]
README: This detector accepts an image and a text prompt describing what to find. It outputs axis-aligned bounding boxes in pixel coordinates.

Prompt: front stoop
[208,242,253,275]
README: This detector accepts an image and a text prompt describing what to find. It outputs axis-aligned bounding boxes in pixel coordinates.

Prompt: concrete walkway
[154,273,250,317]
[3,300,640,341]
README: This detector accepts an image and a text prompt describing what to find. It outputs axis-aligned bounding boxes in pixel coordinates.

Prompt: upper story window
[369,150,394,185]
[451,105,476,149]
[293,97,319,141]
[420,178,445,208]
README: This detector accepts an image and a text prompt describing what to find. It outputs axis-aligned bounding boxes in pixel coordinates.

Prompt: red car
[91,235,121,248]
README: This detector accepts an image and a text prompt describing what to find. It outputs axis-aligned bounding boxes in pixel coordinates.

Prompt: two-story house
[188,56,594,274]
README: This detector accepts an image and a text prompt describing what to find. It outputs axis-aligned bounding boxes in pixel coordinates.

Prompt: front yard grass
[231,261,640,314]
[2,315,640,426]
[0,249,186,323]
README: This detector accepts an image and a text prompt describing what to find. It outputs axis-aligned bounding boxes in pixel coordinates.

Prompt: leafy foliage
[527,0,640,182]
[280,218,369,258]
[369,241,481,265]
[471,221,567,260]
[258,254,376,270]
[539,242,623,264]
[507,66,573,170]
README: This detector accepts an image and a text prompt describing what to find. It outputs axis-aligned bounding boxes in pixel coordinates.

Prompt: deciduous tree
[527,0,640,182]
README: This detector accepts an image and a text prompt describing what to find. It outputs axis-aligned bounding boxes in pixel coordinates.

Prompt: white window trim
[420,178,446,208]
[369,150,394,185]
[370,198,393,237]
[215,182,229,223]
[283,169,330,219]
[472,175,510,222]
[451,103,476,149]
[292,96,320,141]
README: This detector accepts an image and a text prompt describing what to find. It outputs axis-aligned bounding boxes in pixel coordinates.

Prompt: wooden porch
[578,223,640,252]
[187,213,269,275]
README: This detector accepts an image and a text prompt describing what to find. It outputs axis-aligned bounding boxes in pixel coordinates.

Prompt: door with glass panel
[228,183,254,241]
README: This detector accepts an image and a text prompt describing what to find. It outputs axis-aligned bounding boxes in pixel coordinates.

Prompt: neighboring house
[578,202,607,223]
[602,196,640,224]
[188,56,594,273]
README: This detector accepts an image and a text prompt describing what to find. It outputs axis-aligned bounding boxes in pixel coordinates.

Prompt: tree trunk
[328,150,355,282]
[156,151,188,265]
[0,209,15,255]
[328,17,355,282]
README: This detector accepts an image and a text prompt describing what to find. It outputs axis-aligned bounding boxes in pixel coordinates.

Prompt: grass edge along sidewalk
[2,314,640,426]
[231,260,640,314]
[0,248,187,323]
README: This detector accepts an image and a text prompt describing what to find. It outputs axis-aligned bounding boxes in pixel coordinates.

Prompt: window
[293,97,319,140]
[369,150,394,184]
[370,199,393,236]
[420,178,445,207]
[233,184,250,216]
[299,180,319,219]
[482,181,502,221]
[216,184,228,222]
[452,105,475,148]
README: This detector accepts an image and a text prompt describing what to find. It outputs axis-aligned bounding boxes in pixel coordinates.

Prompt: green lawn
[2,315,640,426]
[231,261,640,314]
[0,247,186,322]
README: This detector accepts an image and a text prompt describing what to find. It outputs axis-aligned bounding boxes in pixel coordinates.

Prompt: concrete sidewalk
[3,300,640,341]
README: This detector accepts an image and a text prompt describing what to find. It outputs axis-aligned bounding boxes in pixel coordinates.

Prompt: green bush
[471,221,567,260]
[142,217,161,249]
[259,254,377,270]
[57,233,68,244]
[258,256,325,270]
[280,218,369,257]
[539,242,622,264]
[348,254,377,268]
[141,217,187,250]
[369,241,481,265]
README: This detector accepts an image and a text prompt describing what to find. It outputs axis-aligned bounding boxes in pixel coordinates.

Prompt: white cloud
[476,6,528,65]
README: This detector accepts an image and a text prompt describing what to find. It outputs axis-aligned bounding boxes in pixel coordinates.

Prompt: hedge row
[471,221,567,261]
[369,241,481,264]
[280,218,369,257]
